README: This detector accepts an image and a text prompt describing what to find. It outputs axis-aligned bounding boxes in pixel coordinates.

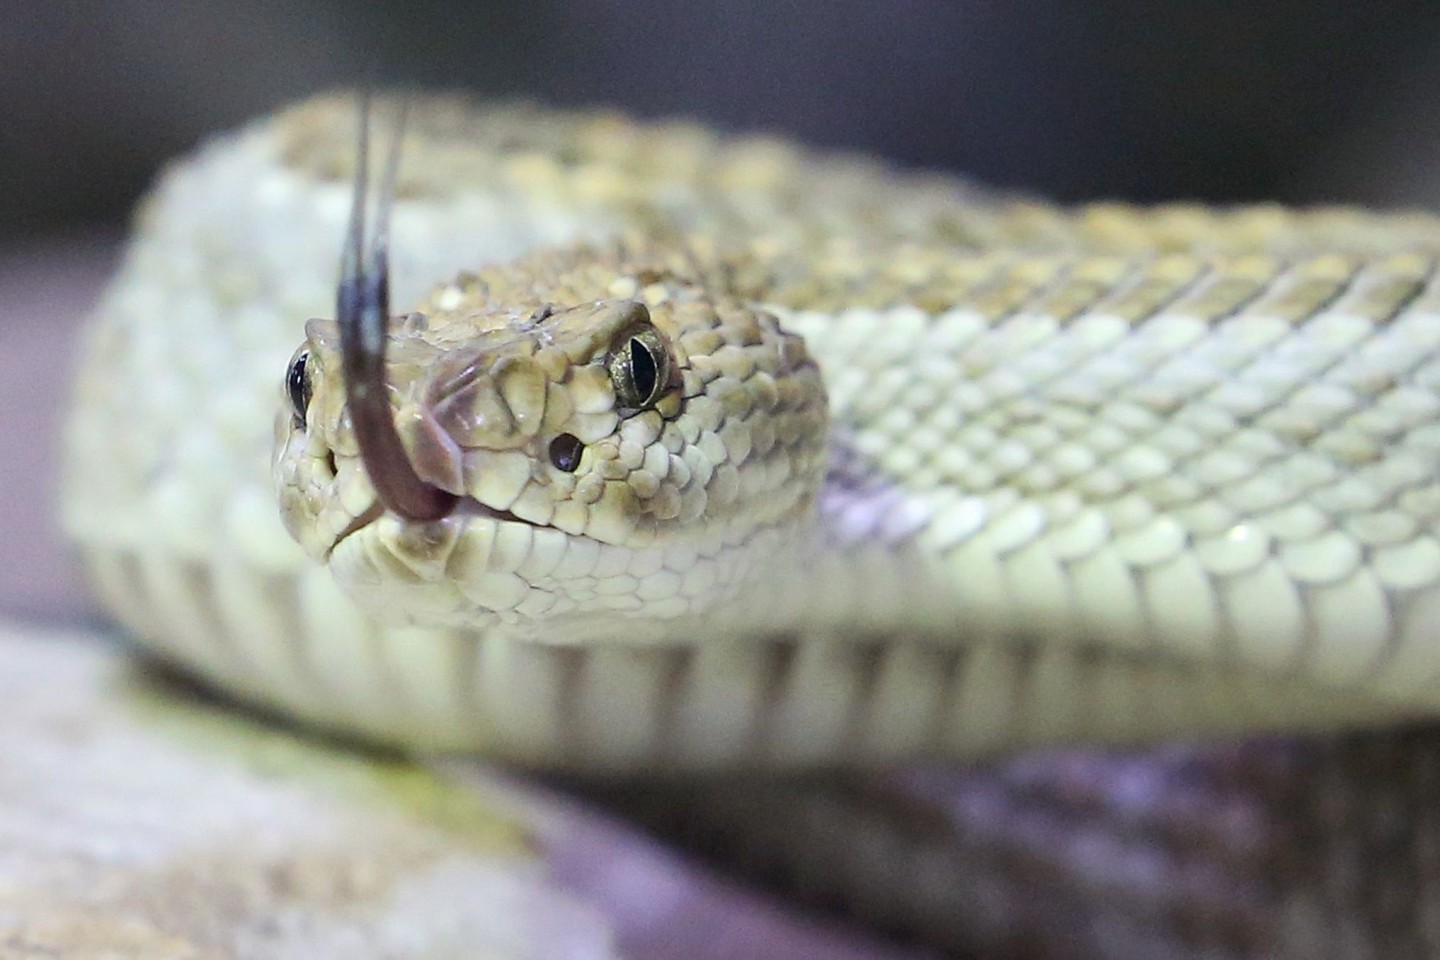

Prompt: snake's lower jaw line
[327,491,543,559]
[455,496,552,533]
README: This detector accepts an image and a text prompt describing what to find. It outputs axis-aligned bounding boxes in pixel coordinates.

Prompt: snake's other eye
[606,326,670,409]
[549,433,583,472]
[286,350,312,426]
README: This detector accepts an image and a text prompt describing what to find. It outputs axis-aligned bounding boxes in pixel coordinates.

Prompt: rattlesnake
[61,92,1440,956]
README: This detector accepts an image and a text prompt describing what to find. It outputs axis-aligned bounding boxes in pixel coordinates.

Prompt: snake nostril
[324,451,338,478]
[549,433,584,472]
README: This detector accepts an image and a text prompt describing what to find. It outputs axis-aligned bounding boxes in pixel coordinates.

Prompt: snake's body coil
[61,93,1440,957]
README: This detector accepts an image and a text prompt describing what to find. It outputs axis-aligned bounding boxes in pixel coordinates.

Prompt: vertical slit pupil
[630,337,657,402]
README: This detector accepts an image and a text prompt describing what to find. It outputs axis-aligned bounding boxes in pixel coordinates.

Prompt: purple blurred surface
[0,236,114,623]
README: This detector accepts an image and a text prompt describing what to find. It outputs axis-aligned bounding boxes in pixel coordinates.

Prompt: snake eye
[286,349,312,426]
[606,326,670,410]
[549,433,584,472]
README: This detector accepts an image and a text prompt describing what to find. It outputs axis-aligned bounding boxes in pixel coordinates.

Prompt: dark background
[8,0,1440,622]
[10,0,1440,244]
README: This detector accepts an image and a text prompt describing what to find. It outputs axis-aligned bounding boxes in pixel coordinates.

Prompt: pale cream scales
[65,92,1440,768]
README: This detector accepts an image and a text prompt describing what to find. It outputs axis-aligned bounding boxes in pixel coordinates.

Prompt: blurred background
[7,0,1440,617]
[10,0,1440,240]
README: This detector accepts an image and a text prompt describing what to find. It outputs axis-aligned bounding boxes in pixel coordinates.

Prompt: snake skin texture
[59,92,1440,956]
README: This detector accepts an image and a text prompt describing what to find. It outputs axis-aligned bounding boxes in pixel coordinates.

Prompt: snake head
[273,99,827,635]
[275,245,829,635]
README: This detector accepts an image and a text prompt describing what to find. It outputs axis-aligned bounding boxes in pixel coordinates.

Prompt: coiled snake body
[61,93,1440,956]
